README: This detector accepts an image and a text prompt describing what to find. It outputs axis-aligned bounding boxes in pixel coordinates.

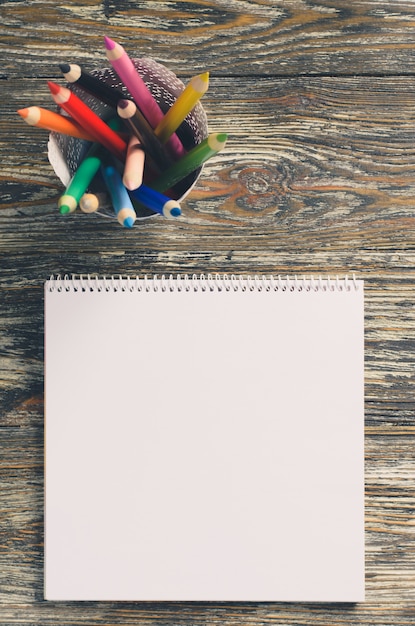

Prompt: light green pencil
[150,132,228,193]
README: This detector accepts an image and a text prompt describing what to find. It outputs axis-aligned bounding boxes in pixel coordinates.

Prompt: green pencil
[150,132,228,193]
[58,118,122,214]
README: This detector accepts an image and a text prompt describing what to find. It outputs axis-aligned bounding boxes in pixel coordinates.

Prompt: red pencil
[47,81,127,162]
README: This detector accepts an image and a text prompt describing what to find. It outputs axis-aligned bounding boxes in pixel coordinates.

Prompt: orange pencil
[47,81,127,162]
[17,106,96,141]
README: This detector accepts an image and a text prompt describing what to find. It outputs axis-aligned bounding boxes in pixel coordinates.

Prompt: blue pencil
[101,164,136,228]
[129,185,182,218]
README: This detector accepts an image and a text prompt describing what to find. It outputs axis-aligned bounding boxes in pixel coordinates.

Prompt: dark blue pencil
[130,185,181,218]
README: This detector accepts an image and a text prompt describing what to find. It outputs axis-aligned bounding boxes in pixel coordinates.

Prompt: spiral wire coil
[46,274,360,293]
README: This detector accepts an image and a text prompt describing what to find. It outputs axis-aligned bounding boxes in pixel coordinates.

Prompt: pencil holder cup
[48,57,209,219]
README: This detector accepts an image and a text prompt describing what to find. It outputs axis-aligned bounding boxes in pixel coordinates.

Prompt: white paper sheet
[44,276,364,602]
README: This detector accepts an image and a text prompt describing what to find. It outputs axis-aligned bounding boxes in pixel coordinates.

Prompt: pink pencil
[123,134,145,190]
[104,36,186,159]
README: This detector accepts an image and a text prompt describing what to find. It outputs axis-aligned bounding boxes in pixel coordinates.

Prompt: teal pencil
[151,133,228,193]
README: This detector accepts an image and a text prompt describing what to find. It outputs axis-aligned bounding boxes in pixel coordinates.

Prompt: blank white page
[44,276,364,602]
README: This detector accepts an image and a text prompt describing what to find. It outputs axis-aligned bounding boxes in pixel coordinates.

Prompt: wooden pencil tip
[80,193,99,213]
[207,132,228,151]
[192,72,209,93]
[117,99,134,118]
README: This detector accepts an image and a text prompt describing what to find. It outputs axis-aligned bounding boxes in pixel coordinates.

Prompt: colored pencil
[104,36,186,159]
[154,72,209,144]
[129,184,181,218]
[58,118,123,214]
[79,192,102,213]
[123,134,145,190]
[17,106,95,141]
[47,81,127,163]
[58,143,107,214]
[117,99,172,172]
[101,164,136,228]
[151,133,228,193]
[59,63,132,110]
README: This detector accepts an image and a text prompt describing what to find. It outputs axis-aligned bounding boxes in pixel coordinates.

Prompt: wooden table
[1,1,414,623]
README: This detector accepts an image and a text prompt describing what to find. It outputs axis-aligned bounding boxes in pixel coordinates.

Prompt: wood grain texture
[2,0,415,78]
[1,0,415,623]
[3,77,415,252]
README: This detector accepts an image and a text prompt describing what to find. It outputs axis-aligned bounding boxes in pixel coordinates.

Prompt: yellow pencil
[154,72,209,144]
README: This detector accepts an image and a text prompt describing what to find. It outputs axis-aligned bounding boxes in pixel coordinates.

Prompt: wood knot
[236,165,290,212]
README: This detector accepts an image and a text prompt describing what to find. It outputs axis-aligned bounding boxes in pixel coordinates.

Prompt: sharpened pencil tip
[59,205,71,215]
[17,108,28,118]
[104,36,116,50]
[190,72,210,94]
[123,216,135,228]
[117,99,135,119]
[59,63,71,74]
[47,81,60,95]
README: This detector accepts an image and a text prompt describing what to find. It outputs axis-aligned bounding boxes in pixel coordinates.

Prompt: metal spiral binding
[46,274,359,293]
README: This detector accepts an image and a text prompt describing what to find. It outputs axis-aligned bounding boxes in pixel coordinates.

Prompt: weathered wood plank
[2,76,415,253]
[0,602,414,625]
[2,0,415,78]
[1,4,415,622]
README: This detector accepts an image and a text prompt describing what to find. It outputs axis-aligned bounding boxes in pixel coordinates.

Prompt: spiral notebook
[44,274,364,602]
